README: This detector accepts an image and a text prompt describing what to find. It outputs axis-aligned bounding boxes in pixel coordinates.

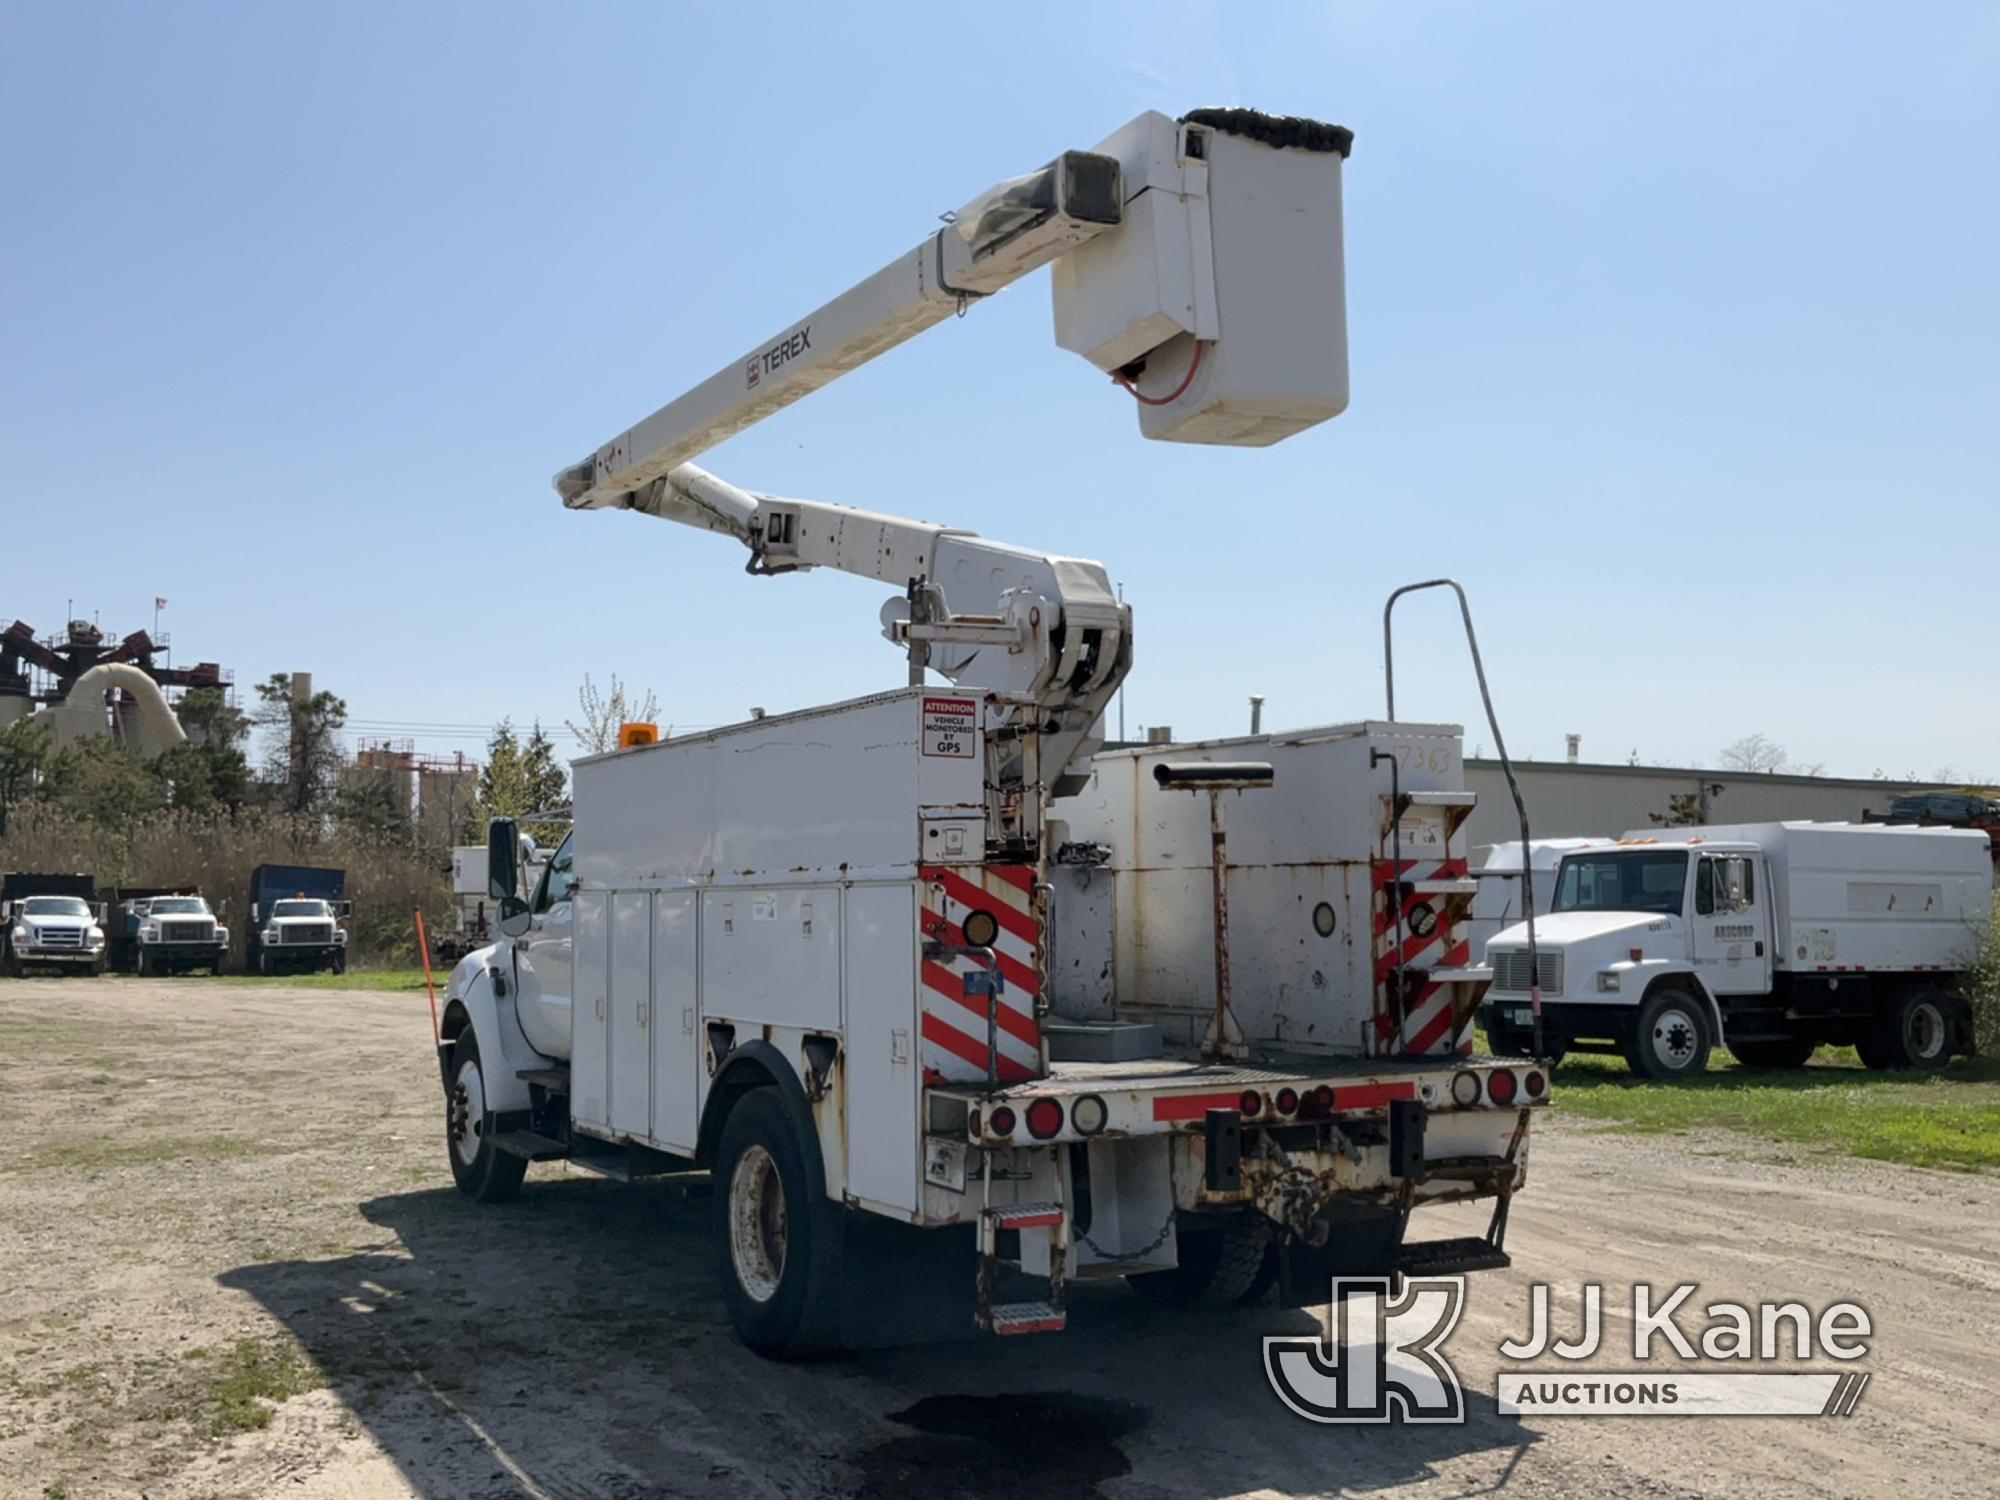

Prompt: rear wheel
[1863,989,1954,1070]
[1624,987,1711,1080]
[714,1087,843,1356]
[1729,1036,1818,1069]
[1128,1221,1271,1308]
[446,1028,527,1203]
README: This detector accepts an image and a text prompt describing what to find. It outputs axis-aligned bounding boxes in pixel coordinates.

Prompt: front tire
[446,1028,527,1203]
[714,1088,842,1357]
[1729,1037,1818,1069]
[331,949,347,975]
[137,947,154,978]
[1128,1221,1271,1308]
[1625,987,1712,1080]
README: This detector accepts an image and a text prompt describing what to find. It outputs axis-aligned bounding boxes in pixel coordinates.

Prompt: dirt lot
[2,977,1996,1500]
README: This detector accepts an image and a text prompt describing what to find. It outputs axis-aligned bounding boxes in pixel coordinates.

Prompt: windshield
[1552,851,1689,917]
[271,900,330,919]
[147,897,208,915]
[21,897,90,918]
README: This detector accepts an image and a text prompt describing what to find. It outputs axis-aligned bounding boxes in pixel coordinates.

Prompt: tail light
[1523,1070,1546,1100]
[1450,1070,1482,1108]
[988,1105,1017,1137]
[969,1108,983,1136]
[1275,1087,1300,1116]
[1312,1085,1334,1111]
[1239,1090,1263,1117]
[1487,1069,1519,1106]
[1071,1094,1107,1135]
[1025,1098,1064,1139]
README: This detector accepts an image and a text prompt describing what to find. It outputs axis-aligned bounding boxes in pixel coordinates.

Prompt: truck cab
[3,893,108,976]
[246,865,349,975]
[255,899,348,974]
[1484,824,1988,1077]
[128,894,229,977]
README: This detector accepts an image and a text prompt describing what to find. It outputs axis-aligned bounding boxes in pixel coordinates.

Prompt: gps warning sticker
[921,696,978,759]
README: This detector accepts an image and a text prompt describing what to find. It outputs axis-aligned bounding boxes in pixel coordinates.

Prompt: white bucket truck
[1482,822,1992,1077]
[439,108,1550,1354]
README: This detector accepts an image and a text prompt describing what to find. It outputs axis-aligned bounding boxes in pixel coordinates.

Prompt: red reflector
[1523,1070,1546,1099]
[1025,1098,1064,1139]
[1629,948,1644,963]
[1275,1087,1300,1115]
[1239,1090,1262,1117]
[989,1105,1017,1136]
[1487,1069,1518,1106]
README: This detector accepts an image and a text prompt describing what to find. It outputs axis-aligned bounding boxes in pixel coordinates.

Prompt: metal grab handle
[1382,579,1544,1061]
[925,941,1003,1086]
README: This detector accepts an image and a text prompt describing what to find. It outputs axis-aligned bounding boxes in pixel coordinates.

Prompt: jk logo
[1265,1277,1467,1424]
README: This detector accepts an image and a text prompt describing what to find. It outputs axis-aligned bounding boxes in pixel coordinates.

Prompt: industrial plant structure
[0,616,229,755]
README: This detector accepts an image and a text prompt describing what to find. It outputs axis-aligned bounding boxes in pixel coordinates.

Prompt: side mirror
[1724,862,1747,911]
[498,895,532,939]
[488,817,521,901]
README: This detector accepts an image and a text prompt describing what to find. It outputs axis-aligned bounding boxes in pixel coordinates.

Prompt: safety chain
[1076,1203,1178,1264]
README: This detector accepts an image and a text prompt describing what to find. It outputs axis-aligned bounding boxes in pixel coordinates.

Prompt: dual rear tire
[1127,1222,1276,1309]
[1857,988,1957,1071]
[713,1088,843,1356]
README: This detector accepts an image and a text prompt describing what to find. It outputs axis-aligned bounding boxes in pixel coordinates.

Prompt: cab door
[510,836,576,1062]
[1690,853,1772,995]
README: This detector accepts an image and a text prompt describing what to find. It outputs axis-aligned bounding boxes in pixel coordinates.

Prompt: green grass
[169,967,437,993]
[199,1336,324,1434]
[1549,1049,2000,1171]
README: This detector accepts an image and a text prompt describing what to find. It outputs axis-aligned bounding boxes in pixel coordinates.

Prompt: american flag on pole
[155,597,168,611]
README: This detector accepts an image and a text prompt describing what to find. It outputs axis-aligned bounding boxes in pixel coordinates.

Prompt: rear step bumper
[1396,1236,1510,1277]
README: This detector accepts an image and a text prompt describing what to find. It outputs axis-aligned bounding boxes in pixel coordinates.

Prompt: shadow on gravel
[222,1177,1536,1499]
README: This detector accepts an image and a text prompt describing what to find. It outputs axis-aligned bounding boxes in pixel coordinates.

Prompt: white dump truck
[439,107,1550,1354]
[1483,822,1993,1076]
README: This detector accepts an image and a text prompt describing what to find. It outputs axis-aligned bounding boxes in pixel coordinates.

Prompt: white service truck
[1482,822,1993,1077]
[439,106,1550,1354]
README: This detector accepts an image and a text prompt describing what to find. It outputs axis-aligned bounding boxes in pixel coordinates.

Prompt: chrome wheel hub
[1652,1009,1699,1070]
[451,1058,485,1166]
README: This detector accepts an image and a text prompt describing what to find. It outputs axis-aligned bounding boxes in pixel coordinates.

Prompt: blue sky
[4,2,1994,779]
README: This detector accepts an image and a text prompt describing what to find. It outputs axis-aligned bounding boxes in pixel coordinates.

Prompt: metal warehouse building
[1459,758,1942,851]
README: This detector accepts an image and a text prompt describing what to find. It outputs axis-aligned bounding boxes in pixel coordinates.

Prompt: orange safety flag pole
[415,908,441,1045]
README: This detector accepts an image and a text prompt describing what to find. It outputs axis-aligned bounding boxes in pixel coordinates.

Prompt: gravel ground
[1,976,1995,1499]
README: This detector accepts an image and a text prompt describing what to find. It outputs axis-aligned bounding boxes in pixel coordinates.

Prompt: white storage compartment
[1051,720,1467,1055]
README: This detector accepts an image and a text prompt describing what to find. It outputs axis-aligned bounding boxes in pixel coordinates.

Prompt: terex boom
[440,109,1547,1353]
